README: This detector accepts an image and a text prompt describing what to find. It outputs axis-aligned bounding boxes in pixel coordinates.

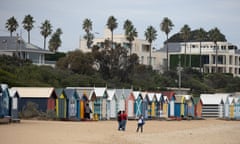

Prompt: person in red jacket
[121,110,127,131]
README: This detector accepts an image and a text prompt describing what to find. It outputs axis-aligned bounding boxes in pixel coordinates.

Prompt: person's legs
[136,124,140,132]
[141,125,143,132]
[122,120,126,131]
[118,121,121,130]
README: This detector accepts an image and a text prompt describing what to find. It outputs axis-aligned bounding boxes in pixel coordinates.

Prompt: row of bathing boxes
[1,84,240,122]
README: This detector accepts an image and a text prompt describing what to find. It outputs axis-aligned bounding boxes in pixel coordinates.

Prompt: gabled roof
[0,36,53,54]
[94,87,107,97]
[200,93,232,104]
[11,87,55,98]
[9,89,20,98]
[55,88,65,98]
[141,92,148,99]
[163,96,169,103]
[107,89,116,101]
[155,93,162,102]
[64,88,78,99]
[133,91,141,100]
[67,87,95,100]
[122,89,132,98]
[162,91,175,100]
[147,92,155,102]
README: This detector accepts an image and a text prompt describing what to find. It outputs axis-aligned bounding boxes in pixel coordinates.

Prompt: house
[193,97,202,118]
[92,87,108,120]
[11,87,57,114]
[146,92,157,119]
[67,87,96,120]
[0,84,10,117]
[106,89,117,119]
[124,89,135,119]
[9,89,20,121]
[0,36,53,66]
[115,89,126,112]
[133,91,142,118]
[64,88,79,120]
[200,93,231,118]
[141,92,148,119]
[55,88,67,119]
[161,41,240,77]
[162,91,175,117]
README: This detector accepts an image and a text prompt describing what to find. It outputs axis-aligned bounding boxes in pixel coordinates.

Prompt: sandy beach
[0,119,239,144]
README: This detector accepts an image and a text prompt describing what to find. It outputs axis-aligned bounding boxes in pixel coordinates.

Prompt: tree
[196,28,207,73]
[22,14,35,43]
[82,18,94,48]
[180,24,191,68]
[123,19,138,55]
[208,27,226,73]
[106,16,118,49]
[40,20,52,49]
[48,28,63,52]
[160,17,174,71]
[5,16,19,37]
[144,26,157,66]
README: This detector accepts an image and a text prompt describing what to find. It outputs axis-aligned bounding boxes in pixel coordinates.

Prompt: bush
[20,102,40,119]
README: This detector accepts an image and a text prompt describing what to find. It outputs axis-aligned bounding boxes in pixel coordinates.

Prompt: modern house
[0,36,54,66]
[161,41,240,77]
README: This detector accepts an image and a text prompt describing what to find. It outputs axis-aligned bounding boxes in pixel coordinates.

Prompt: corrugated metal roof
[11,87,55,98]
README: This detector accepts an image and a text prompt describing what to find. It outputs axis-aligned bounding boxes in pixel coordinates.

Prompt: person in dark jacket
[117,111,122,130]
[84,103,92,120]
[136,115,145,133]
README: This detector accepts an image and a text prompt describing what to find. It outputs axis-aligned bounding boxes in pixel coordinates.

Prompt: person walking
[136,115,145,133]
[117,111,122,131]
[84,103,92,120]
[121,111,127,131]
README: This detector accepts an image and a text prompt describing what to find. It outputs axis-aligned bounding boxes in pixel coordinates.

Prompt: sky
[0,0,240,52]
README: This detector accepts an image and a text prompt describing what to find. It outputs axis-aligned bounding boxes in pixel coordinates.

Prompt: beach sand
[0,119,239,144]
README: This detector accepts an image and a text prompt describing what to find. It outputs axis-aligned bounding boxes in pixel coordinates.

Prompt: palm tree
[106,16,118,49]
[48,28,63,52]
[82,18,94,48]
[196,28,206,73]
[40,20,52,49]
[22,14,35,43]
[208,27,225,73]
[123,19,138,55]
[5,16,19,37]
[180,24,191,68]
[160,17,174,71]
[144,26,157,66]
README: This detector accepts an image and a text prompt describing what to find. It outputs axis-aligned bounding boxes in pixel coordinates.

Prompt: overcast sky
[1,0,240,52]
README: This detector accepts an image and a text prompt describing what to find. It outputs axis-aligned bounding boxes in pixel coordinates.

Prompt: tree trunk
[28,31,30,44]
[166,34,169,71]
[149,43,152,66]
[44,37,46,50]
